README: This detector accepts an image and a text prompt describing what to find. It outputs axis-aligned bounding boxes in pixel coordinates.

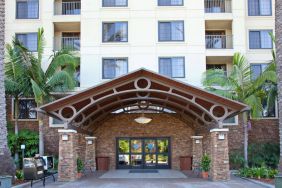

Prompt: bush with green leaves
[201,154,211,172]
[77,158,84,173]
[15,170,24,180]
[239,166,278,179]
[229,151,245,170]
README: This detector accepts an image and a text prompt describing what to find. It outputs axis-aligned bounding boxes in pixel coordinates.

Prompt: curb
[12,180,40,188]
[240,177,274,188]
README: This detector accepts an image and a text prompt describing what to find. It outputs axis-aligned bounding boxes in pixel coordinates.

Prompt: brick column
[85,137,97,171]
[191,136,203,169]
[58,129,77,181]
[210,128,230,181]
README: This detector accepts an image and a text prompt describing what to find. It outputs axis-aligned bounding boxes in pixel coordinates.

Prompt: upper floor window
[103,22,128,42]
[250,63,268,80]
[249,30,273,49]
[13,99,37,120]
[103,0,127,7]
[248,0,272,16]
[16,0,39,19]
[103,58,128,79]
[159,57,185,78]
[16,33,38,52]
[159,21,184,42]
[158,0,183,6]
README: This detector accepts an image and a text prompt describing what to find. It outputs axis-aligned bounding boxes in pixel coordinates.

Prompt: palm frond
[46,71,76,92]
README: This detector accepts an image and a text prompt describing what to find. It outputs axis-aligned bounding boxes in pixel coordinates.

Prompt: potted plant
[77,158,84,179]
[201,154,211,179]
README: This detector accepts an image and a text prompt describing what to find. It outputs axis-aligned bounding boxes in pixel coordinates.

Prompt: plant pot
[202,171,209,179]
[77,172,82,179]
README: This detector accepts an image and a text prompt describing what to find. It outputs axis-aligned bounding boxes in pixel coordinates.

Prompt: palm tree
[276,0,282,173]
[15,28,78,155]
[0,0,16,176]
[202,52,273,167]
[4,39,32,165]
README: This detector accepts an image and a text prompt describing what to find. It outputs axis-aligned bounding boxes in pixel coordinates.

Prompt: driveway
[22,172,269,188]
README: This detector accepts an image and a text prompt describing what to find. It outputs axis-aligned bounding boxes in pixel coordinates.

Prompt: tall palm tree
[276,0,282,173]
[202,52,274,167]
[4,39,32,165]
[0,0,16,176]
[15,28,78,155]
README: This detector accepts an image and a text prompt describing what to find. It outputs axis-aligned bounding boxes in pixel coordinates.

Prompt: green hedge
[239,167,278,179]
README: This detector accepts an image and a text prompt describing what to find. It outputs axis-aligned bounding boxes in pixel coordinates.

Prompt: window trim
[49,117,65,128]
[158,21,185,42]
[248,0,272,16]
[157,0,184,6]
[102,21,129,43]
[223,116,239,126]
[12,98,38,121]
[249,30,273,50]
[158,56,186,78]
[102,57,129,79]
[15,32,38,52]
[102,0,128,7]
[16,0,40,19]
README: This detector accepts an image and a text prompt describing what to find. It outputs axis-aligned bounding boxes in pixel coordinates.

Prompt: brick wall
[93,113,195,170]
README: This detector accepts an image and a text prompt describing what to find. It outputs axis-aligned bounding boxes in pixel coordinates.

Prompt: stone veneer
[93,113,195,170]
[191,136,203,169]
[85,137,97,171]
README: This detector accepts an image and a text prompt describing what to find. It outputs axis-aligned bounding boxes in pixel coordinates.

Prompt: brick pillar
[210,128,230,181]
[85,137,97,171]
[191,136,203,169]
[58,129,78,181]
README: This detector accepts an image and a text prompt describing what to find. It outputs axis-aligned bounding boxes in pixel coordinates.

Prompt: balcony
[54,36,80,51]
[204,0,232,13]
[54,1,81,15]
[205,35,233,49]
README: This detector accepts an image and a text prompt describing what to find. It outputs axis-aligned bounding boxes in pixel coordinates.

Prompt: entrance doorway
[116,137,171,169]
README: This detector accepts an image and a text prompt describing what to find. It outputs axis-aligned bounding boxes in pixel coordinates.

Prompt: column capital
[191,136,203,139]
[85,136,97,140]
[210,128,229,133]
[58,129,77,133]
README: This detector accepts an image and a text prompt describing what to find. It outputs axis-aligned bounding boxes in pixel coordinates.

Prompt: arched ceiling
[40,69,249,135]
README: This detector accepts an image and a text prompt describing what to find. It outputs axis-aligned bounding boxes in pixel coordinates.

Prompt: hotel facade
[4,0,278,181]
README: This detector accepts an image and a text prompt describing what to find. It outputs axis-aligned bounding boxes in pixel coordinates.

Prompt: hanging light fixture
[134,113,152,124]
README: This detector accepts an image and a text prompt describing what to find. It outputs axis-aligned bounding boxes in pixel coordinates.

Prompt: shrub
[229,151,245,169]
[15,170,24,180]
[77,158,84,173]
[201,154,211,172]
[239,167,278,179]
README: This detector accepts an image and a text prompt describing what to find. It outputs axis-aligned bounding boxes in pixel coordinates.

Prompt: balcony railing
[204,0,232,13]
[54,37,80,51]
[54,1,81,15]
[205,35,233,49]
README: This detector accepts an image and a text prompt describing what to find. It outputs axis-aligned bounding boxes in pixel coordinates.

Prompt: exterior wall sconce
[87,140,93,145]
[218,133,225,140]
[195,140,200,144]
[62,134,69,141]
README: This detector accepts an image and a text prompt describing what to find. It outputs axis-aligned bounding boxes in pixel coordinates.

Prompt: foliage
[229,151,245,170]
[8,129,39,160]
[53,156,58,170]
[239,166,278,179]
[15,170,24,180]
[77,158,84,173]
[201,154,211,172]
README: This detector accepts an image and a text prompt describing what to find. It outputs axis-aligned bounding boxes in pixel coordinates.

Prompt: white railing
[205,35,233,49]
[54,37,80,51]
[205,0,232,13]
[54,1,81,15]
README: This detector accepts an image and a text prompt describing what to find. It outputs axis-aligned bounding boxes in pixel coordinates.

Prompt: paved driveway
[25,172,268,188]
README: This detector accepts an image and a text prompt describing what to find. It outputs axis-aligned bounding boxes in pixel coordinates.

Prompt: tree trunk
[14,97,19,166]
[243,112,248,167]
[38,110,44,156]
[276,0,282,174]
[0,0,16,176]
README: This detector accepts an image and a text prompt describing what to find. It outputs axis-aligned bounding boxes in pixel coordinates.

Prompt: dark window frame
[102,0,128,7]
[158,21,185,42]
[249,30,273,49]
[158,57,185,78]
[102,57,129,79]
[16,0,39,19]
[102,22,129,43]
[248,0,272,16]
[13,98,38,120]
[158,0,184,6]
[15,32,38,52]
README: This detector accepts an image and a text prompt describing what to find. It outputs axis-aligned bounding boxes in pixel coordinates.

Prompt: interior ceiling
[40,69,249,135]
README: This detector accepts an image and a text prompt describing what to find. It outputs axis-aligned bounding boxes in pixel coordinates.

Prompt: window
[159,57,185,78]
[103,0,127,7]
[16,33,38,52]
[248,0,272,16]
[158,0,183,6]
[75,65,80,87]
[159,21,184,41]
[103,22,128,42]
[16,0,39,19]
[103,58,128,79]
[223,116,238,126]
[250,63,277,118]
[13,99,37,120]
[249,30,273,49]
[49,117,64,127]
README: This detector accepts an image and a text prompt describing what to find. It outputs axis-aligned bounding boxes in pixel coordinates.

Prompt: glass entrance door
[117,137,170,169]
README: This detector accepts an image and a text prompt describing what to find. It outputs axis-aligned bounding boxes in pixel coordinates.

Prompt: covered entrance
[117,137,171,169]
[39,68,249,182]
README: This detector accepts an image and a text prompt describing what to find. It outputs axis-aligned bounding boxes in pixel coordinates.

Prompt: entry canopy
[40,69,249,134]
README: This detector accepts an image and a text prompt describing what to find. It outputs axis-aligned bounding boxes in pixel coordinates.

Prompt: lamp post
[21,144,25,168]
